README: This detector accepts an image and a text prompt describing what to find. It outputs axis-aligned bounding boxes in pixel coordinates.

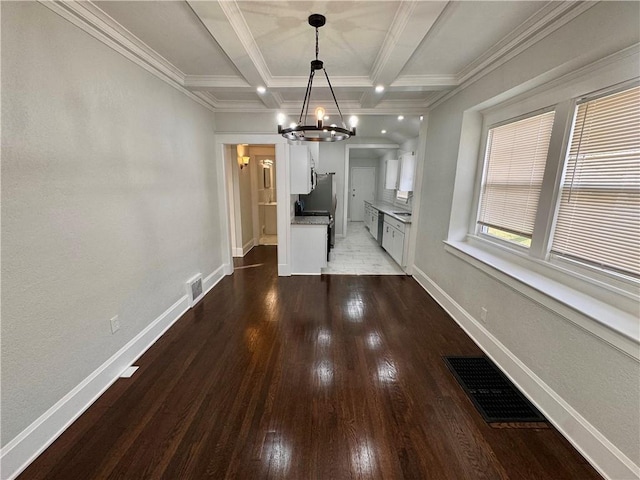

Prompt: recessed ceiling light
[257,86,266,94]
[375,85,384,93]
[381,130,387,134]
[420,115,424,121]
[397,115,404,121]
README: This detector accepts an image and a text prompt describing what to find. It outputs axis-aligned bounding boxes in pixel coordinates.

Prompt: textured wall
[413,1,640,463]
[1,2,222,444]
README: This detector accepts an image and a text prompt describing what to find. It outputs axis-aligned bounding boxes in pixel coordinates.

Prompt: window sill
[444,238,639,359]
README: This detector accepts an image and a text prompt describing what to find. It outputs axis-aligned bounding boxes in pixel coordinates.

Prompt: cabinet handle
[392,231,395,238]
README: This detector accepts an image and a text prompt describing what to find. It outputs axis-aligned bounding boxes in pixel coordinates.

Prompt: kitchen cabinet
[382,217,410,267]
[385,159,399,190]
[290,144,315,194]
[364,203,373,232]
[364,202,380,241]
[291,224,327,274]
[398,152,416,192]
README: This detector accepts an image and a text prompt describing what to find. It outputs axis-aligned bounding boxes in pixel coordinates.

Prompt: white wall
[1,1,223,447]
[237,155,253,249]
[413,1,640,473]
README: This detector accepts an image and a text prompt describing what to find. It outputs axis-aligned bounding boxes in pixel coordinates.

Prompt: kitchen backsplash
[380,188,413,210]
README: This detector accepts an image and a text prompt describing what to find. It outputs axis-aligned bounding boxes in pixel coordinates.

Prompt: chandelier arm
[322,68,347,129]
[299,68,315,125]
[302,69,316,126]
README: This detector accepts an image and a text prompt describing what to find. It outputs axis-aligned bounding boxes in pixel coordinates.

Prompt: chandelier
[277,14,357,142]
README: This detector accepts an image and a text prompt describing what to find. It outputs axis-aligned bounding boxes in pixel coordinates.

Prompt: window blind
[551,85,640,278]
[478,111,555,239]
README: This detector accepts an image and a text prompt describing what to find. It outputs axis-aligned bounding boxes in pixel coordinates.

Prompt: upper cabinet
[385,159,399,190]
[290,144,316,194]
[398,152,416,192]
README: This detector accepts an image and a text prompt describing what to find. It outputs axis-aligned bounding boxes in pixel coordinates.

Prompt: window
[551,85,640,278]
[474,84,640,283]
[445,69,639,347]
[477,111,555,248]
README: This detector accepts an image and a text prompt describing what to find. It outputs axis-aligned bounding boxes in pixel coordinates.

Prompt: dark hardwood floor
[20,246,601,479]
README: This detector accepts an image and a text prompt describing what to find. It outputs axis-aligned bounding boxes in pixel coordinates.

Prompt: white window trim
[448,49,640,360]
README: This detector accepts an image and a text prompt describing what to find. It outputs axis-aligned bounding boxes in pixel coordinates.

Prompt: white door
[350,167,376,221]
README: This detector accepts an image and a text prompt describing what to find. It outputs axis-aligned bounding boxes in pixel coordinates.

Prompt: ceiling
[89,1,565,142]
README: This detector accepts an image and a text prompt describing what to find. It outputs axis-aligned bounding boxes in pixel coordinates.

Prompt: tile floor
[322,221,405,275]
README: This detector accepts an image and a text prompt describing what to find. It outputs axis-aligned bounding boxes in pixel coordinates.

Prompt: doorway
[256,153,277,245]
[349,167,376,221]
[228,144,277,257]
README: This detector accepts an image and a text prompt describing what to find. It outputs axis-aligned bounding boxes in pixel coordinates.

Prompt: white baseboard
[242,239,254,256]
[411,265,639,480]
[0,265,226,480]
[232,239,254,258]
[278,264,291,276]
[202,264,227,299]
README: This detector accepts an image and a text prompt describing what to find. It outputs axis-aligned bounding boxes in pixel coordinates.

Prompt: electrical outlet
[480,307,488,322]
[110,315,120,334]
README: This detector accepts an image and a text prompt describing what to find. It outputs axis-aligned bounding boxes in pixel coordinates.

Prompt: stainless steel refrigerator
[299,173,336,247]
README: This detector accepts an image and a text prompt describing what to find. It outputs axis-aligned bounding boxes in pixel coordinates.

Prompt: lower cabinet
[364,202,380,241]
[291,224,327,274]
[382,218,409,267]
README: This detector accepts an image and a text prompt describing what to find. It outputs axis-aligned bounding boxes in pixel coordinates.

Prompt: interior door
[350,167,376,221]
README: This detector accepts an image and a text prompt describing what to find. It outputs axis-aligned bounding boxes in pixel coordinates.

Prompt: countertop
[291,215,331,226]
[365,200,412,224]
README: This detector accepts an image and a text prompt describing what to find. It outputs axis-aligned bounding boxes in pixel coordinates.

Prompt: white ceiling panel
[95,1,239,76]
[401,1,547,76]
[238,1,398,77]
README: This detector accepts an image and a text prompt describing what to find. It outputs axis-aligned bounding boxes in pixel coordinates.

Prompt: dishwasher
[377,211,385,246]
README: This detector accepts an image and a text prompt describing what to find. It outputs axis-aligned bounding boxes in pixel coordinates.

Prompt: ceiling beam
[186,0,280,109]
[360,1,448,108]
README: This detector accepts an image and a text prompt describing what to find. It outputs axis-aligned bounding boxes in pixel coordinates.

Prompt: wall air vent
[186,274,204,307]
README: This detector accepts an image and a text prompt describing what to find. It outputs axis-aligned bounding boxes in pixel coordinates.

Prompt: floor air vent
[186,274,204,307]
[444,356,546,425]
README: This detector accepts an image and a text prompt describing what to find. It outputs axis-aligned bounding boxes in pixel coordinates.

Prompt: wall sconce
[239,156,250,169]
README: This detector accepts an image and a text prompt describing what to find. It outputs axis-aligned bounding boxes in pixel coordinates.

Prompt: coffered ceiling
[65,1,588,141]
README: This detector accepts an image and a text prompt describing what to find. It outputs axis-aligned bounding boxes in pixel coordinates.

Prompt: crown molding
[426,1,598,110]
[38,1,216,112]
[479,44,640,116]
[457,1,596,85]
